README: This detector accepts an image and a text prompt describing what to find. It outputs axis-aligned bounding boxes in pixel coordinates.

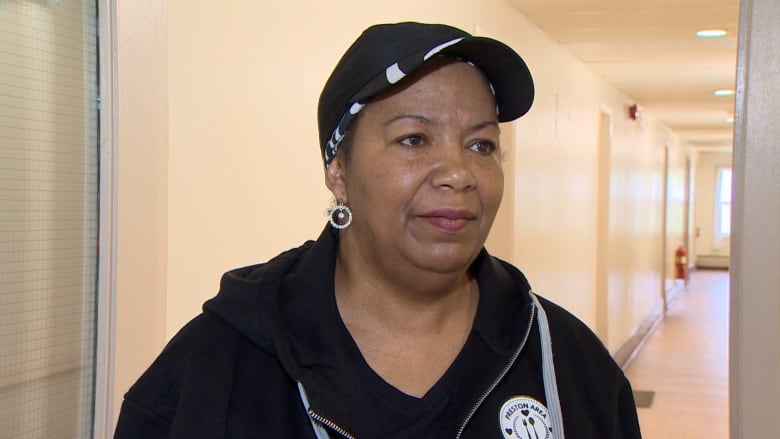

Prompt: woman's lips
[419,209,476,233]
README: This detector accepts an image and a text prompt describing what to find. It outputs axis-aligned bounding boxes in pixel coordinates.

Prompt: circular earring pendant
[329,202,353,229]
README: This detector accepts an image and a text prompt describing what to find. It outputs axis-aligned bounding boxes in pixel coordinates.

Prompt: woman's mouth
[419,209,477,233]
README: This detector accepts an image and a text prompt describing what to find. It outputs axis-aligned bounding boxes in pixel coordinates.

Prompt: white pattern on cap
[385,63,406,84]
[349,102,365,114]
[423,37,464,60]
[323,102,367,167]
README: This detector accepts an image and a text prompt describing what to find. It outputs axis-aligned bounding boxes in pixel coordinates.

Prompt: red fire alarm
[628,104,639,121]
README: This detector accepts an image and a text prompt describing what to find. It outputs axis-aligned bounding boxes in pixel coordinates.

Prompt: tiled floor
[624,270,730,438]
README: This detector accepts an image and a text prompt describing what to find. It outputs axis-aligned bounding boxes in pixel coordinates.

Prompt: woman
[115,22,641,438]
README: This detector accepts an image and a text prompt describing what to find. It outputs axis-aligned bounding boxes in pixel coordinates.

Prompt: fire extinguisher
[675,246,687,281]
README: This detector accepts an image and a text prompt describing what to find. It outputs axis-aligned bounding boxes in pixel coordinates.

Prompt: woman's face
[328,59,504,278]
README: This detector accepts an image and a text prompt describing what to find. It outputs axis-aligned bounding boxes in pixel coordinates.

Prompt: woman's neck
[333,253,480,397]
[333,249,479,336]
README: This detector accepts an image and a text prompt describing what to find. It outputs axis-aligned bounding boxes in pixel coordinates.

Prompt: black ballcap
[317,21,535,167]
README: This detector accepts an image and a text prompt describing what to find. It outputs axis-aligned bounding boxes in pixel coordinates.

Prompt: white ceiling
[508,0,740,150]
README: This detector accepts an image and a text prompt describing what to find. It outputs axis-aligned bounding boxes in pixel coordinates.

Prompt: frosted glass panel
[0,0,99,437]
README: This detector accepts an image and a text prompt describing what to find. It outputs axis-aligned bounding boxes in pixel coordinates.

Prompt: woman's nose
[429,144,476,191]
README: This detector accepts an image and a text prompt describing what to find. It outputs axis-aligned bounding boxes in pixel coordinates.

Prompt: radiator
[695,254,730,269]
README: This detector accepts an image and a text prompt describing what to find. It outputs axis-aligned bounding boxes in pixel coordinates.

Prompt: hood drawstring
[298,383,332,439]
[530,292,565,439]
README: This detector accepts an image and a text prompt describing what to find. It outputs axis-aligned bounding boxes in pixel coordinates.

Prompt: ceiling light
[714,89,735,97]
[725,116,735,124]
[696,29,728,38]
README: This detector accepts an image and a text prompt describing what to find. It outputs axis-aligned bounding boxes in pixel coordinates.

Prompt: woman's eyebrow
[467,120,500,133]
[382,115,499,133]
[382,113,432,127]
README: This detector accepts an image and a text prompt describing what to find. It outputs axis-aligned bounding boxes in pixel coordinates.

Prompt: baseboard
[613,299,664,369]
[665,279,686,306]
[613,280,686,369]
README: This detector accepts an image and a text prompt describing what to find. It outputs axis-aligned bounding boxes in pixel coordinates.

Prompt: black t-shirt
[335,312,506,438]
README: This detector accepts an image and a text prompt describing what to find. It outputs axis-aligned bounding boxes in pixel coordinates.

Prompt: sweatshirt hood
[203,225,534,361]
[202,225,536,425]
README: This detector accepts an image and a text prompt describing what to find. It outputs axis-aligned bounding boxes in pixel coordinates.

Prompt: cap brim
[440,37,535,121]
[349,36,534,122]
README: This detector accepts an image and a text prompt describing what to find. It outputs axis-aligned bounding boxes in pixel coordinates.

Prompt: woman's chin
[408,244,481,275]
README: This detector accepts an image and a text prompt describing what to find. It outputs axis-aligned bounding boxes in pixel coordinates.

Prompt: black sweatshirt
[115,226,641,438]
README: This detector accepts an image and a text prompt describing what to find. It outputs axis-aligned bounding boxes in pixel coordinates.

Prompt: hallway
[624,270,730,438]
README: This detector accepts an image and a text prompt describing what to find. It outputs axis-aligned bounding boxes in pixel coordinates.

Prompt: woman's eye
[469,140,497,154]
[398,134,425,147]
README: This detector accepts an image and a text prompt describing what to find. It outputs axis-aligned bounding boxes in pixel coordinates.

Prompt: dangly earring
[328,200,353,230]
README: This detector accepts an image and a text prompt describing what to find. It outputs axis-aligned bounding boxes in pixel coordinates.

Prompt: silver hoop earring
[329,201,353,230]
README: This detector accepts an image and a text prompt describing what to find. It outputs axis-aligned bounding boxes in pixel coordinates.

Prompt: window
[716,167,732,237]
[0,0,99,437]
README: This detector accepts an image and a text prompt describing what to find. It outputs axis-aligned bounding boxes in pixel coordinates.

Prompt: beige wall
[501,15,687,350]
[112,0,690,423]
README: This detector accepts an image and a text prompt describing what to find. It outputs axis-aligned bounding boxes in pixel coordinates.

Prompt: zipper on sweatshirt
[454,303,536,438]
[299,382,356,439]
[308,409,356,439]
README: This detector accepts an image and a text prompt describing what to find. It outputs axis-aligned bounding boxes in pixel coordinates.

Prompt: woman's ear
[324,156,348,203]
